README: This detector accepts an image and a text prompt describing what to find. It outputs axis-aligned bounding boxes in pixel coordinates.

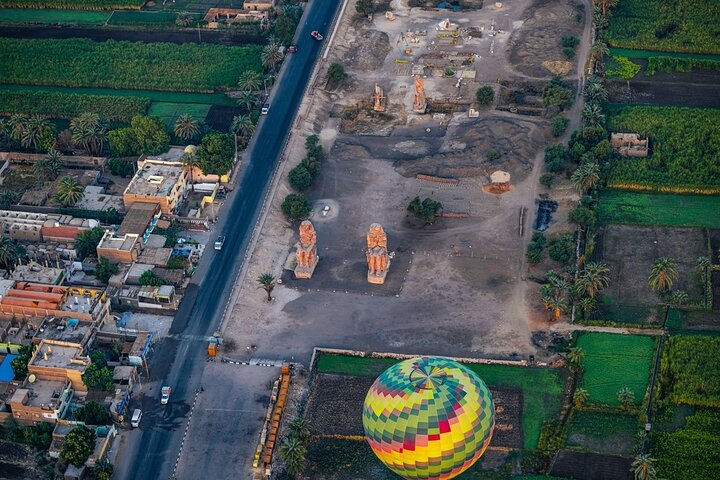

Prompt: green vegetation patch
[566,411,640,454]
[606,106,720,193]
[597,191,720,228]
[0,38,263,92]
[0,90,149,121]
[606,0,720,54]
[608,48,720,61]
[315,353,565,449]
[0,0,142,8]
[0,8,110,24]
[577,333,655,406]
[107,10,193,25]
[659,336,720,408]
[652,408,720,480]
[646,56,720,75]
[148,102,210,130]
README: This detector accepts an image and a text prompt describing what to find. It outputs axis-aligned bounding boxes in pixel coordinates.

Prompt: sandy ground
[221,0,591,366]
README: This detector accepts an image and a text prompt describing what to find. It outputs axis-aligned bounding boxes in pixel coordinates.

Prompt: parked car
[161,386,172,405]
[261,102,270,115]
[214,236,225,251]
[311,30,324,41]
[288,45,297,53]
[131,409,142,427]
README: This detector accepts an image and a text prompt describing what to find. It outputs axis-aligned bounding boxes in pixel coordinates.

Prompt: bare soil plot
[550,450,632,480]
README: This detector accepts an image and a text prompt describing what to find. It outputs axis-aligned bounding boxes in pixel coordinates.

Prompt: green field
[659,336,720,408]
[606,106,720,193]
[597,191,720,228]
[0,89,149,121]
[608,48,720,61]
[0,0,142,7]
[107,10,198,25]
[577,333,655,406]
[148,102,211,130]
[566,411,640,454]
[606,0,720,54]
[0,38,263,92]
[0,8,110,24]
[316,353,566,449]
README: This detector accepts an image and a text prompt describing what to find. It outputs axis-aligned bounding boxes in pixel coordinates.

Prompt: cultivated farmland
[597,191,720,229]
[0,90,149,121]
[606,106,720,192]
[0,8,110,24]
[606,0,720,54]
[577,333,655,406]
[566,411,640,455]
[658,336,720,408]
[0,0,142,8]
[0,38,263,92]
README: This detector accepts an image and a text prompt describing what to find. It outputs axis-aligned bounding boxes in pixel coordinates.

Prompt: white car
[131,409,142,428]
[161,386,171,405]
[214,236,225,251]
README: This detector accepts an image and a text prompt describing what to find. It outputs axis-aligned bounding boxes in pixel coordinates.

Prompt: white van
[131,409,142,428]
[261,102,270,115]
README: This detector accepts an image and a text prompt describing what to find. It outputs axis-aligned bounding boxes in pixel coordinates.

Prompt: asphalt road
[119,2,340,478]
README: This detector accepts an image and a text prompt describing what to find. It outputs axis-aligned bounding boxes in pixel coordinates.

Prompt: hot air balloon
[362,356,494,480]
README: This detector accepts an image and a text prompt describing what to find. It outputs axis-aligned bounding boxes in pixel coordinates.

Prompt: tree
[272,13,299,45]
[567,346,584,371]
[544,144,568,172]
[568,205,596,228]
[590,41,609,66]
[631,454,657,480]
[288,165,313,191]
[139,270,163,286]
[286,418,310,443]
[230,114,256,149]
[238,91,259,113]
[90,350,107,368]
[175,11,194,27]
[551,117,569,137]
[0,190,20,208]
[95,257,118,283]
[548,233,575,264]
[577,262,610,298]
[70,113,107,156]
[33,148,63,184]
[617,387,635,410]
[0,236,19,271]
[596,0,619,18]
[526,243,544,266]
[281,194,311,221]
[585,77,608,103]
[571,162,601,193]
[75,400,110,426]
[579,296,597,319]
[327,63,346,85]
[54,176,84,207]
[280,435,307,477]
[582,103,605,126]
[181,150,197,193]
[95,458,114,480]
[21,116,54,151]
[356,0,374,16]
[539,173,555,188]
[667,290,689,306]
[131,115,169,156]
[173,114,200,142]
[543,77,574,109]
[257,273,275,302]
[196,133,235,175]
[238,70,263,91]
[475,86,495,105]
[75,227,105,261]
[261,41,285,73]
[8,114,27,143]
[561,36,580,49]
[648,257,678,294]
[407,196,442,223]
[11,344,33,380]
[82,362,114,392]
[60,425,95,467]
[108,127,137,156]
[573,388,589,407]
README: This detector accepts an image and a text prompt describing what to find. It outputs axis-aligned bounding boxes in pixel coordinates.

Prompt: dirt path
[550,322,664,336]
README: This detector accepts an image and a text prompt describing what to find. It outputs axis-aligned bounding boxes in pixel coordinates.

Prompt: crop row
[0,38,263,93]
[646,56,720,75]
[606,0,720,54]
[658,336,720,408]
[0,0,142,9]
[607,106,720,190]
[0,90,150,121]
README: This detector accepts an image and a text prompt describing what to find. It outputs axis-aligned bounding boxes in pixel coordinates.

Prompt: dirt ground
[599,225,706,307]
[0,440,46,480]
[222,0,590,367]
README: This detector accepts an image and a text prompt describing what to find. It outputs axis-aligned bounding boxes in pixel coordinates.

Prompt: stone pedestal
[294,220,319,279]
[366,223,390,284]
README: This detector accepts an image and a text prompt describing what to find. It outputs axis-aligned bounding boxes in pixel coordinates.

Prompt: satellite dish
[28,374,36,384]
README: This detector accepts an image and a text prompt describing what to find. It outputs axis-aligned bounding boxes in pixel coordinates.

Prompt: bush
[547,233,575,264]
[659,336,720,407]
[288,164,313,191]
[537,420,566,456]
[139,270,163,286]
[94,257,118,283]
[81,363,113,392]
[109,115,169,157]
[475,86,495,105]
[606,56,641,79]
[107,158,135,178]
[327,63,346,85]
[526,232,547,265]
[487,150,501,161]
[551,117,569,137]
[0,90,149,122]
[543,77,574,109]
[568,205,596,227]
[57,207,122,225]
[61,426,95,468]
[539,173,555,188]
[74,401,110,426]
[563,47,576,59]
[544,144,568,172]
[10,345,32,380]
[561,36,580,49]
[407,196,442,223]
[196,132,234,175]
[281,194,311,221]
[647,57,720,75]
[0,38,263,92]
[355,0,374,16]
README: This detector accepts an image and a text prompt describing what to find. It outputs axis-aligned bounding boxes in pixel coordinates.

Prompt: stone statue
[294,220,319,279]
[366,223,390,284]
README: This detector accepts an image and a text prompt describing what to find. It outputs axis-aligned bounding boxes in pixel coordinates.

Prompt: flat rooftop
[144,147,186,163]
[10,379,68,408]
[11,264,64,285]
[33,317,93,346]
[126,161,184,198]
[0,282,102,315]
[30,342,86,371]
[98,232,139,252]
[117,202,159,236]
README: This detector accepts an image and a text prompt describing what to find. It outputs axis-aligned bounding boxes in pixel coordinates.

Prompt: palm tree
[648,257,678,294]
[0,118,8,143]
[230,114,256,152]
[590,41,609,62]
[595,0,619,17]
[261,41,285,73]
[571,162,601,193]
[21,116,52,150]
[174,114,200,142]
[579,296,597,319]
[238,70,263,91]
[0,236,18,272]
[567,346,584,371]
[286,418,310,443]
[617,387,635,410]
[582,103,605,127]
[0,190,19,208]
[257,273,276,302]
[631,454,657,480]
[34,148,63,183]
[548,295,566,320]
[54,177,84,207]
[8,114,27,143]
[573,387,589,407]
[585,79,608,104]
[181,149,197,193]
[71,113,107,156]
[577,262,611,298]
[237,91,258,113]
[667,290,689,307]
[279,435,306,477]
[94,458,114,480]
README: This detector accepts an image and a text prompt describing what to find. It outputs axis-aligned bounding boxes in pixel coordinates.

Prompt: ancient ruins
[366,223,390,284]
[294,220,319,279]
